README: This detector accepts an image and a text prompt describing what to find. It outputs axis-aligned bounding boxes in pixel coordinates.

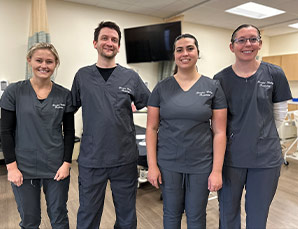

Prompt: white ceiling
[63,0,298,37]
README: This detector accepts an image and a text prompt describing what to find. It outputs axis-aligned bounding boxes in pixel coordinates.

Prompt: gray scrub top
[214,62,292,168]
[71,64,150,168]
[0,80,74,179]
[148,76,227,174]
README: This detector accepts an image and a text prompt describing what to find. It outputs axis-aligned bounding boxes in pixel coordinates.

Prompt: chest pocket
[116,86,134,106]
[115,87,135,133]
[256,81,275,137]
[36,106,53,127]
[256,81,273,105]
[35,101,64,129]
[226,84,246,117]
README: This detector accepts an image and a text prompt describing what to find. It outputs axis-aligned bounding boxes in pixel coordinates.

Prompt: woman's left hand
[54,162,71,181]
[208,171,222,192]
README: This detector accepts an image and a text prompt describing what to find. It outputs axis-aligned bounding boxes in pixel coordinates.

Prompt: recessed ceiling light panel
[289,23,298,29]
[225,2,285,19]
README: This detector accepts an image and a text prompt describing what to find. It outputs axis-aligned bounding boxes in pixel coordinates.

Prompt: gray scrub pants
[160,168,210,229]
[12,177,70,229]
[218,165,281,229]
[76,162,138,229]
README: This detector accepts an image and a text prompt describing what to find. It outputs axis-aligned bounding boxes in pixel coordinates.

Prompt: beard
[100,49,118,59]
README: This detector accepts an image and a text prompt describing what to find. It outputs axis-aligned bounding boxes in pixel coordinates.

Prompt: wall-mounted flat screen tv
[124,21,181,64]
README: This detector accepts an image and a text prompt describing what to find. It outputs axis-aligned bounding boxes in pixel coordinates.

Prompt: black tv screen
[124,21,181,64]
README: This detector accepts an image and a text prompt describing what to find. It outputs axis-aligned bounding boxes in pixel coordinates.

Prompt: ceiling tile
[62,0,298,36]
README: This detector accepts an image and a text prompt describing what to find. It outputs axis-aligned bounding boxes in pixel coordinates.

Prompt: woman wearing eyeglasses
[214,24,292,228]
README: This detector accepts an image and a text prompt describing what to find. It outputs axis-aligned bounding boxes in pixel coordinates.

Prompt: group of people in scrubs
[1,19,291,229]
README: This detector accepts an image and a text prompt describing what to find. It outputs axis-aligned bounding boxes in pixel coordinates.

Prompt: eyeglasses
[233,37,261,45]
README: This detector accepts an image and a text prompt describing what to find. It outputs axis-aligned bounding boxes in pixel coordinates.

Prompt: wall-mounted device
[124,21,181,64]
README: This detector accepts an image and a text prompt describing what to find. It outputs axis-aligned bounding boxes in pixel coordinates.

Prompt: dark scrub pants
[160,168,210,229]
[77,162,138,229]
[218,166,281,229]
[12,177,70,229]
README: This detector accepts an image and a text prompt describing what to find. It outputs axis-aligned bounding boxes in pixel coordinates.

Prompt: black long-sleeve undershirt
[1,108,75,165]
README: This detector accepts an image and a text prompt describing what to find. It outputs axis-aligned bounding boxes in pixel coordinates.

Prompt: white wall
[0,0,31,82]
[267,33,298,56]
[182,22,235,77]
[257,36,270,58]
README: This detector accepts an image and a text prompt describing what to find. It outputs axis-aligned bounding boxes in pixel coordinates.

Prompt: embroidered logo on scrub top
[257,81,273,88]
[195,90,213,96]
[119,86,132,93]
[52,103,65,109]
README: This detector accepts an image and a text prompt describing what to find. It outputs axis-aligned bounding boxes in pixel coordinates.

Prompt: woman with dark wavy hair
[146,34,227,228]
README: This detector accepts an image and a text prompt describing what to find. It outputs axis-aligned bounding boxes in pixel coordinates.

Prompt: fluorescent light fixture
[289,23,298,29]
[225,2,285,19]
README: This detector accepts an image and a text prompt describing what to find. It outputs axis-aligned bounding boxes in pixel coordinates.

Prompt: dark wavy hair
[94,21,121,45]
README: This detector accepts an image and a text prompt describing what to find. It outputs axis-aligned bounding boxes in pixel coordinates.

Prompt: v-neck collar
[172,75,202,92]
[28,80,53,107]
[93,64,119,85]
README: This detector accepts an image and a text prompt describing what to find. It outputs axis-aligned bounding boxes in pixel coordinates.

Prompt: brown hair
[231,24,261,43]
